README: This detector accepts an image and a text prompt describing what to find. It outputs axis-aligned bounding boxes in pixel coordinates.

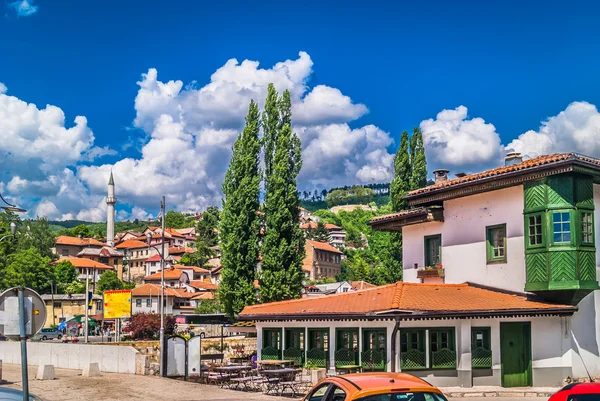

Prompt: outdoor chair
[279,368,310,398]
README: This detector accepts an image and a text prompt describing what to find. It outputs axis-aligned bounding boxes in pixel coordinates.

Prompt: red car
[548,383,600,401]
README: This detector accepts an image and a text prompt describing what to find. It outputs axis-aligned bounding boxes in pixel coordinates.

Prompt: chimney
[433,169,450,184]
[505,151,523,166]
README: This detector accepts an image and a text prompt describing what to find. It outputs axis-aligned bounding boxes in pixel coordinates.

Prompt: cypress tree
[409,127,427,191]
[262,83,279,190]
[385,130,411,283]
[218,100,262,317]
[260,89,305,302]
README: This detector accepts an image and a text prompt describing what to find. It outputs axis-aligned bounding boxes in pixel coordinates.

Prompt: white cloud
[130,207,153,221]
[8,0,38,17]
[419,105,504,172]
[0,82,6,94]
[78,52,395,212]
[506,101,600,158]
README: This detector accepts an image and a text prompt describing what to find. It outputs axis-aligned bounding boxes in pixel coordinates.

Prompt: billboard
[103,290,132,319]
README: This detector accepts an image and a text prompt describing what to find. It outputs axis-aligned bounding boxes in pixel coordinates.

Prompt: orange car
[303,372,448,401]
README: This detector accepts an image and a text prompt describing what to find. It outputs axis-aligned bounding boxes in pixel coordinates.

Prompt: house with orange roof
[303,240,343,281]
[54,235,105,258]
[300,222,347,249]
[143,267,189,289]
[130,283,199,315]
[241,152,600,388]
[116,238,170,283]
[53,257,114,291]
[77,246,125,280]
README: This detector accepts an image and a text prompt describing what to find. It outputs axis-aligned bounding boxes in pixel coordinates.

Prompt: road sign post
[0,287,47,401]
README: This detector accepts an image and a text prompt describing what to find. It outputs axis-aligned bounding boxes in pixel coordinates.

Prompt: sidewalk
[440,385,560,398]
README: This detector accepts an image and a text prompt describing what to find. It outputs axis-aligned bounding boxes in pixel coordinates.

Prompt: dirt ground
[1,364,288,401]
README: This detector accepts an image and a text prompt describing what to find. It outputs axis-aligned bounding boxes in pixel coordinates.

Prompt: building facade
[303,240,343,281]
[242,152,600,388]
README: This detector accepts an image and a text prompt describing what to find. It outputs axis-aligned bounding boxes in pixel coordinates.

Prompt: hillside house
[144,268,189,288]
[116,239,169,282]
[300,222,347,249]
[131,284,198,315]
[241,152,600,388]
[54,236,105,258]
[303,240,343,281]
[54,257,113,291]
[77,246,124,280]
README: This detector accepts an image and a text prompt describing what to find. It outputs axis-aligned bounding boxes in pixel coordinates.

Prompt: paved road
[1,364,549,401]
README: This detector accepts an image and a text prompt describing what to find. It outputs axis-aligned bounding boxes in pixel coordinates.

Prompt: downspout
[390,317,401,372]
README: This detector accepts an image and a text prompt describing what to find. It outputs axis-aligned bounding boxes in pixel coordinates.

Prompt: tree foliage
[260,89,305,303]
[164,210,187,229]
[218,100,262,318]
[125,313,176,340]
[306,221,329,243]
[17,218,56,259]
[197,206,220,247]
[195,299,221,314]
[54,260,78,291]
[326,186,376,207]
[179,251,210,268]
[409,127,427,191]
[1,248,53,294]
[97,270,125,293]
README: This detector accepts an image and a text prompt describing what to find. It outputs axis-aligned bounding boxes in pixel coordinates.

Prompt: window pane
[553,213,560,223]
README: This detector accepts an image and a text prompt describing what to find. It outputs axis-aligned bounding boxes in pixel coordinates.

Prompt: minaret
[106,171,116,247]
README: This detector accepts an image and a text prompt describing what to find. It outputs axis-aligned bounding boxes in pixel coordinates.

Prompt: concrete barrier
[0,342,138,374]
[36,365,55,380]
[82,362,101,377]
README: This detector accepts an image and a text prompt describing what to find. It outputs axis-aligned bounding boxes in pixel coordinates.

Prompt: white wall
[0,342,138,374]
[132,296,174,314]
[403,186,526,293]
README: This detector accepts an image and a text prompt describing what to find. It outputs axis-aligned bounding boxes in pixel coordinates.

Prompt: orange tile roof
[144,268,186,281]
[168,246,195,254]
[306,239,343,254]
[369,208,429,223]
[54,257,113,270]
[145,254,161,262]
[239,282,575,319]
[350,281,376,290]
[131,283,185,297]
[115,239,148,249]
[173,264,210,274]
[189,280,218,290]
[56,236,105,247]
[300,222,342,230]
[193,292,215,300]
[164,228,186,238]
[407,153,600,198]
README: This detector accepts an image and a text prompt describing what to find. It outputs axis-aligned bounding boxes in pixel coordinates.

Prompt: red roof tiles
[369,208,429,223]
[189,280,218,290]
[300,222,342,230]
[306,240,343,254]
[54,257,113,270]
[115,239,148,249]
[56,236,105,247]
[407,153,600,197]
[144,268,185,281]
[239,282,574,318]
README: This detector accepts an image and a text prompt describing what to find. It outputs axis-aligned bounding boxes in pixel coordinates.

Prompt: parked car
[33,328,62,341]
[0,388,44,400]
[548,382,600,401]
[303,372,447,401]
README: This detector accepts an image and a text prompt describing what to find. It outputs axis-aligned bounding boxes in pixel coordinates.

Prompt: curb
[446,391,555,398]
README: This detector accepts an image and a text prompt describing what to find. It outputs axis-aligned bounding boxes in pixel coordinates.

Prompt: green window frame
[526,213,545,248]
[307,329,329,368]
[429,328,457,369]
[335,328,358,351]
[580,210,595,245]
[471,327,492,368]
[486,224,507,264]
[400,329,426,370]
[552,210,572,244]
[424,234,442,267]
[264,328,282,348]
[362,328,387,371]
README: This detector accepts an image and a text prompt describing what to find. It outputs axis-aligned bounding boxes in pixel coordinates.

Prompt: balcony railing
[416,267,445,279]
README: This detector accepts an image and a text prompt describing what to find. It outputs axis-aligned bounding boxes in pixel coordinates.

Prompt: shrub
[124,313,176,340]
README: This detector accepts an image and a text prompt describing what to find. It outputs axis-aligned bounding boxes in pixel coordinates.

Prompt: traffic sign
[0,287,47,340]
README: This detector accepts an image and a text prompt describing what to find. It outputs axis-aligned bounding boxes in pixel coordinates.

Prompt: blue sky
[2,0,600,220]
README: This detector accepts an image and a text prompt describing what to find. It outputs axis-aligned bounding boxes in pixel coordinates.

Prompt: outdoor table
[215,365,253,389]
[230,357,249,365]
[260,368,297,395]
[257,360,294,370]
[336,364,361,374]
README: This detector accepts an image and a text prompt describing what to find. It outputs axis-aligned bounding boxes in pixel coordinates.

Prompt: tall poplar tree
[409,127,427,191]
[260,89,305,302]
[218,100,262,317]
[262,83,279,190]
[385,130,411,283]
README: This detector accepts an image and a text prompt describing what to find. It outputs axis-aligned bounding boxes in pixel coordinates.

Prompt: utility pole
[160,196,166,377]
[84,267,89,343]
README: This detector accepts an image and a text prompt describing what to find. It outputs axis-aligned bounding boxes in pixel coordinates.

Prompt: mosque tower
[106,171,116,247]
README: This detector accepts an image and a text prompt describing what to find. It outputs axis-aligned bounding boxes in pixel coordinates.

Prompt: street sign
[0,287,46,340]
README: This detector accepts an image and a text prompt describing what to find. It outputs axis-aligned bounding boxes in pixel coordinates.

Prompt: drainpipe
[390,318,401,372]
